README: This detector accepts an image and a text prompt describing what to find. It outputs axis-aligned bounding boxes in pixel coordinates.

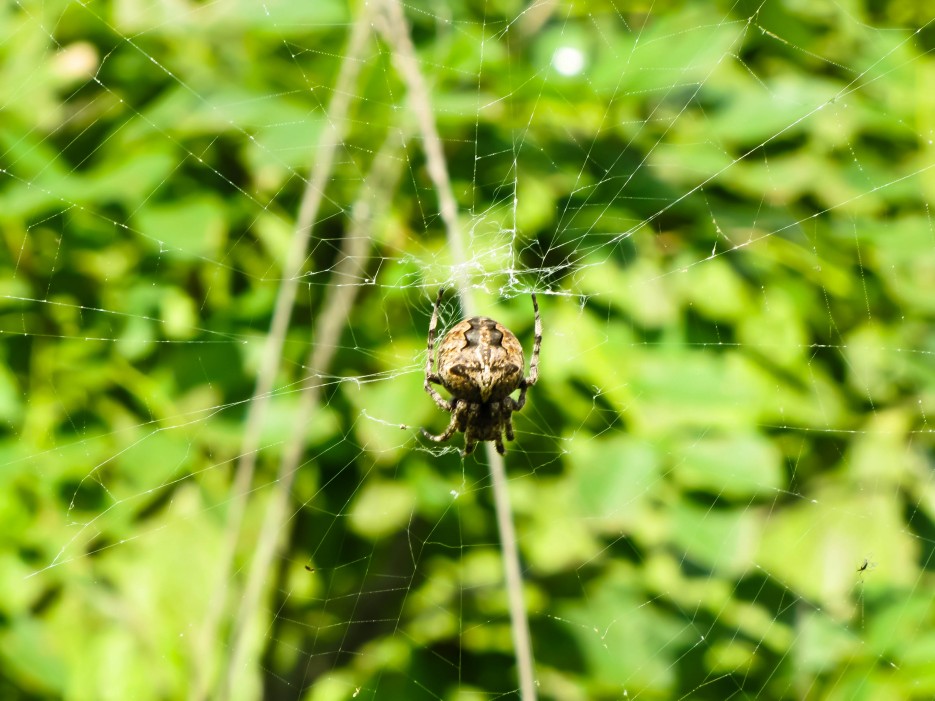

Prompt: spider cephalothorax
[422,289,541,455]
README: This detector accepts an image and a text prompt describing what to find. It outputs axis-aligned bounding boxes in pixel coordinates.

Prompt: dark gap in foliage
[106,381,156,423]
[531,616,587,673]
[57,408,103,437]
[2,336,33,378]
[134,484,179,523]
[806,433,849,476]
[180,134,252,195]
[59,477,108,513]
[27,584,62,619]
[682,489,733,510]
[684,307,736,348]
[735,569,801,628]
[904,502,935,572]
[16,546,43,568]
[169,342,249,398]
[806,341,846,386]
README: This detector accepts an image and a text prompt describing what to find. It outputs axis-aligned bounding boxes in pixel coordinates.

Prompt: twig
[195,6,379,701]
[376,2,538,698]
[374,0,474,315]
[484,441,537,697]
[221,127,404,698]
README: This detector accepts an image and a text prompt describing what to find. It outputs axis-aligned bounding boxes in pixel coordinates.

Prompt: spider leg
[421,420,457,443]
[421,400,465,444]
[426,288,444,378]
[423,288,451,410]
[460,403,482,456]
[511,386,528,411]
[424,380,451,411]
[494,434,506,454]
[524,293,541,388]
[510,294,541,411]
[505,412,515,442]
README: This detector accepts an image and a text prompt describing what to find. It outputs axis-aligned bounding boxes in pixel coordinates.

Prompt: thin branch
[374,0,474,315]
[376,2,538,698]
[192,6,378,701]
[484,441,537,698]
[219,126,407,700]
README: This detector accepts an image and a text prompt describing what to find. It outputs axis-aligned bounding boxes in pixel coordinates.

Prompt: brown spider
[422,289,541,455]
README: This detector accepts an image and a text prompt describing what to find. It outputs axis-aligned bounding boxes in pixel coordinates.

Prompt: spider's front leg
[423,288,451,411]
[424,374,451,411]
[512,293,541,412]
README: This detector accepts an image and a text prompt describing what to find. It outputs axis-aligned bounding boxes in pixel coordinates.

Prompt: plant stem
[376,2,538,698]
[222,129,402,698]
[202,6,377,700]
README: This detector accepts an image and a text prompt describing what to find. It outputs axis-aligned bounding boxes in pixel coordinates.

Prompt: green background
[2,0,934,699]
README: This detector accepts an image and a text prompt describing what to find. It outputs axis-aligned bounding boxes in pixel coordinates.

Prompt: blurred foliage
[2,0,935,700]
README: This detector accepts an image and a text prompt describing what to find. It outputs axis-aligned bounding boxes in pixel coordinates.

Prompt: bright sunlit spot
[552,45,585,76]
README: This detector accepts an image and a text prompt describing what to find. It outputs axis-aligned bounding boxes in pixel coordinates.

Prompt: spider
[422,289,541,455]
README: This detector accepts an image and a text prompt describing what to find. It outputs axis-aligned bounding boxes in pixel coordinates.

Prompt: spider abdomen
[437,316,524,402]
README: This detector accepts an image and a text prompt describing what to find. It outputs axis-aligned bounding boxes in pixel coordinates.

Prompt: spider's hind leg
[421,420,457,443]
[422,400,465,446]
[504,415,515,442]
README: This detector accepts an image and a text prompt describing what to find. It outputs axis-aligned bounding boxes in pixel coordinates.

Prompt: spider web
[3,1,935,699]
